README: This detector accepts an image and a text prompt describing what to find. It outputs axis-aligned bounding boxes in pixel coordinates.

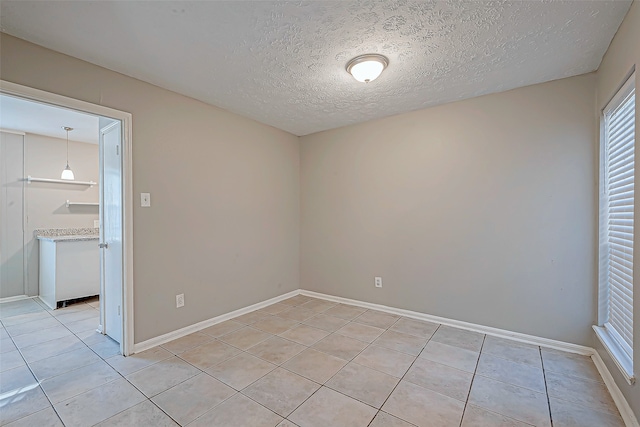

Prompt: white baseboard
[300,290,594,356]
[592,351,640,427]
[0,295,31,303]
[302,290,639,425]
[131,287,637,426]
[133,290,300,353]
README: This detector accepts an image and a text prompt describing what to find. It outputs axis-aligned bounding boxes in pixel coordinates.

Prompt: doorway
[0,80,133,355]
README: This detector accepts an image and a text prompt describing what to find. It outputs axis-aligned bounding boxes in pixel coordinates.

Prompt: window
[596,71,635,384]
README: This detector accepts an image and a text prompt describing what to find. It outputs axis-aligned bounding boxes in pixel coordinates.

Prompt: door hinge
[116,145,120,156]
[118,305,121,316]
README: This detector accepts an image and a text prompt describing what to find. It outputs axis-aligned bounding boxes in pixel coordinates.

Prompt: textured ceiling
[0,1,632,136]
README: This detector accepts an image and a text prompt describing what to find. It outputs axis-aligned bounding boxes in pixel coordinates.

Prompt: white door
[99,119,123,344]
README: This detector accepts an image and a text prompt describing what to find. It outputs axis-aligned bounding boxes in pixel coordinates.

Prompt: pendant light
[346,54,389,83]
[61,126,75,180]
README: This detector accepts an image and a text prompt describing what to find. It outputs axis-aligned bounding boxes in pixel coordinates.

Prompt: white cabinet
[38,236,99,309]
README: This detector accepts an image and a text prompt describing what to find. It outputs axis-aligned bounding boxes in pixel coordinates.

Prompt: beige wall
[3,19,635,408]
[24,134,100,297]
[3,9,637,418]
[0,34,301,343]
[301,73,597,346]
[595,0,639,416]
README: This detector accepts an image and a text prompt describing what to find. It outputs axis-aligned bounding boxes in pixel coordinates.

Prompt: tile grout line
[0,298,141,426]
[457,333,486,427]
[48,304,132,426]
[238,385,307,425]
[540,346,555,427]
[219,392,287,425]
[363,323,444,427]
[3,298,213,426]
[2,325,62,425]
[236,305,414,426]
[337,309,474,426]
[7,296,606,426]
[235,302,353,424]
[1,299,72,425]
[115,329,254,427]
[2,300,98,426]
[121,297,312,426]
[116,351,203,426]
[276,308,409,427]
[4,298,437,426]
[361,316,431,427]
[325,311,407,427]
[229,297,328,425]
[147,309,422,427]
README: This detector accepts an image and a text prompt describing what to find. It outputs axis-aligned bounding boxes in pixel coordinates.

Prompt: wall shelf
[26,176,97,186]
[66,200,99,208]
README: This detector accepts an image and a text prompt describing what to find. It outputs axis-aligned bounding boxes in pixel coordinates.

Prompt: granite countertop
[35,228,99,242]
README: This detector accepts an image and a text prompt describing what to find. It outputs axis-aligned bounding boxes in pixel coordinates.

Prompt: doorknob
[99,242,109,249]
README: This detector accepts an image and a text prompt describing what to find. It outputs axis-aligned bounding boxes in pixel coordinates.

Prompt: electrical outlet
[93,220,100,228]
[176,293,184,308]
[375,277,382,288]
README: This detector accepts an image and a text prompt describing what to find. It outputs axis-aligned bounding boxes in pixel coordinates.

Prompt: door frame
[0,129,27,300]
[0,80,135,356]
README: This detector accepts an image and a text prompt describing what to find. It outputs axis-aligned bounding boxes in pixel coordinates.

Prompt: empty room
[0,1,639,426]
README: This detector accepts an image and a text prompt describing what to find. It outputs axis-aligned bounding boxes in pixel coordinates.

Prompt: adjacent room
[0,1,638,426]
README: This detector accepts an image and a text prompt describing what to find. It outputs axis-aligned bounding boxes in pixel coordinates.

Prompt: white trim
[592,351,640,427]
[22,132,28,297]
[131,288,638,424]
[300,290,594,355]
[121,111,134,357]
[594,325,635,384]
[0,295,30,303]
[0,129,26,136]
[0,80,135,357]
[303,290,640,424]
[133,290,300,354]
[33,296,50,310]
[597,70,636,388]
[0,131,28,298]
[0,81,132,121]
[134,287,595,355]
[603,70,636,115]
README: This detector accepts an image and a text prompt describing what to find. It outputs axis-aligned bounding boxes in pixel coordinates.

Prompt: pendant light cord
[61,126,75,180]
[63,126,73,166]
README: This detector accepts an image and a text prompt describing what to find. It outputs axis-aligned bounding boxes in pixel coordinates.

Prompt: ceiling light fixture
[346,54,389,83]
[61,126,75,180]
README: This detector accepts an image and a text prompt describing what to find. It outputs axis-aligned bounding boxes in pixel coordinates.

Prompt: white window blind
[602,72,635,362]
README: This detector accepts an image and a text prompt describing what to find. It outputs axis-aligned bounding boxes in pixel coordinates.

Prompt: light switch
[141,193,151,207]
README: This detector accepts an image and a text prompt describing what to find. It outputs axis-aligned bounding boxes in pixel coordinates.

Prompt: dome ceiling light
[346,54,389,83]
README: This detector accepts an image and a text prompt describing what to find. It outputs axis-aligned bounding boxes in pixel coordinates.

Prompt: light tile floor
[0,295,627,427]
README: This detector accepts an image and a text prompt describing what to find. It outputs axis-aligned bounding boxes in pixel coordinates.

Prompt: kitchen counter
[36,228,100,309]
[35,227,99,240]
[37,234,99,242]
